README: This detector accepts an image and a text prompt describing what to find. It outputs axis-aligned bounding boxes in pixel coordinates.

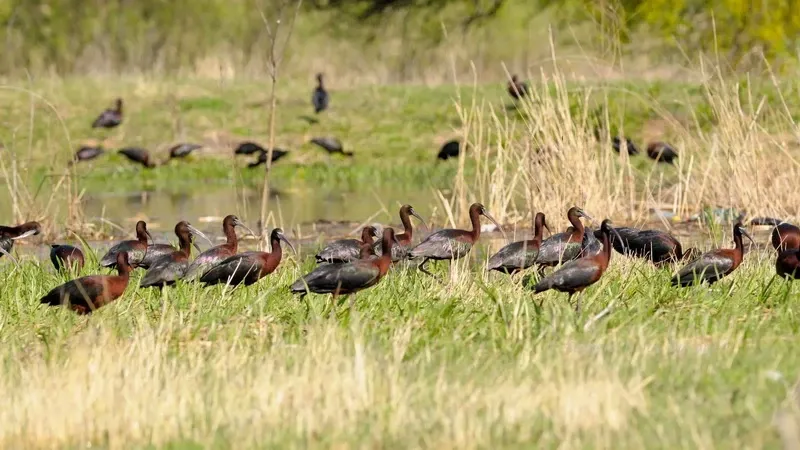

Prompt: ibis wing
[316,239,362,263]
[673,252,734,285]
[292,262,380,294]
[41,277,105,306]
[537,259,601,292]
[536,233,581,265]
[200,252,263,285]
[488,241,538,271]
[185,245,233,279]
[140,254,188,286]
[409,230,473,260]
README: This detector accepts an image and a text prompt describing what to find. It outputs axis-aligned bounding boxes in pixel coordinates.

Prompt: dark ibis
[612,136,639,155]
[169,143,202,159]
[234,141,265,156]
[139,241,180,269]
[185,215,255,279]
[771,222,800,251]
[40,252,132,314]
[316,226,380,264]
[379,204,427,261]
[248,148,289,168]
[140,221,210,288]
[71,145,105,164]
[310,137,353,157]
[488,212,550,274]
[507,75,529,100]
[533,219,621,313]
[646,142,678,164]
[671,222,753,287]
[0,221,41,258]
[536,206,594,267]
[409,203,500,277]
[312,73,329,114]
[99,220,153,268]
[200,228,295,286]
[597,226,698,265]
[437,140,461,161]
[777,248,800,279]
[50,244,85,273]
[290,228,398,297]
[91,98,123,129]
[119,147,156,168]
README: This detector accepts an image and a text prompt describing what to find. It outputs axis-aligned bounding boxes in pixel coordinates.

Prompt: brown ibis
[310,137,353,157]
[200,228,295,286]
[118,147,156,168]
[772,222,800,251]
[535,206,594,267]
[612,136,639,155]
[0,221,41,257]
[316,226,380,264]
[533,219,621,313]
[312,73,329,114]
[71,145,105,164]
[290,228,398,297]
[100,220,153,268]
[50,244,85,273]
[92,98,123,129]
[437,140,461,161]
[373,204,427,261]
[248,148,289,168]
[40,252,132,314]
[507,75,529,100]
[185,215,255,280]
[169,143,203,159]
[140,221,211,288]
[646,142,678,164]
[597,226,698,265]
[777,248,800,279]
[234,141,265,156]
[487,212,549,274]
[409,203,500,277]
[672,222,753,287]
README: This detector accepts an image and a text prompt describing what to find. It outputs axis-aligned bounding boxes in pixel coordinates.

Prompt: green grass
[0,240,797,447]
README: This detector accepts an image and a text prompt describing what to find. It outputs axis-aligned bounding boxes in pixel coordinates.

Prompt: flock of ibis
[2,203,799,315]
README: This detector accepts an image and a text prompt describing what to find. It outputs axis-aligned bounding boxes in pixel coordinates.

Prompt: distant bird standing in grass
[71,145,105,164]
[234,141,266,156]
[671,222,753,287]
[646,142,678,164]
[437,140,461,161]
[612,136,640,155]
[507,75,529,101]
[312,73,329,114]
[378,204,427,261]
[248,148,289,168]
[119,147,156,168]
[169,143,203,160]
[92,98,123,129]
[488,212,550,274]
[40,252,132,315]
[316,226,381,264]
[598,226,698,266]
[200,228,295,287]
[0,221,41,259]
[536,206,594,267]
[310,137,353,157]
[409,203,501,278]
[185,215,255,280]
[100,220,153,268]
[533,219,621,313]
[50,244,84,273]
[140,221,211,288]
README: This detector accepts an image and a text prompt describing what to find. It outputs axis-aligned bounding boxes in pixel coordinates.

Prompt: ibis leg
[418,258,436,278]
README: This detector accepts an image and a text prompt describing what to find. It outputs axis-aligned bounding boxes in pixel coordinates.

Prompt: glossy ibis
[50,244,85,273]
[234,141,265,156]
[92,98,123,129]
[71,145,105,164]
[41,252,132,314]
[533,219,621,313]
[409,203,500,277]
[99,220,153,268]
[536,206,594,267]
[672,222,753,287]
[316,226,380,264]
[310,137,353,157]
[488,212,550,274]
[777,248,800,279]
[597,226,697,265]
[200,228,295,286]
[771,222,800,251]
[437,140,461,161]
[646,142,678,164]
[312,73,329,114]
[118,147,156,168]
[185,215,255,280]
[0,221,41,258]
[290,228,398,297]
[507,75,529,100]
[169,143,202,159]
[248,148,289,168]
[379,204,427,261]
[140,221,210,288]
[612,136,639,155]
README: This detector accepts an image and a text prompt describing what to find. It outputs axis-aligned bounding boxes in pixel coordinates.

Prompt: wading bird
[771,222,800,252]
[488,212,549,274]
[612,136,639,155]
[140,221,211,288]
[169,143,202,159]
[234,141,265,156]
[378,204,427,261]
[0,221,41,259]
[536,207,594,267]
[92,98,123,129]
[776,248,800,279]
[100,221,153,268]
[312,73,329,114]
[316,226,381,264]
[671,222,753,287]
[507,75,529,100]
[599,226,698,265]
[646,142,678,164]
[71,145,105,163]
[40,252,132,314]
[118,147,156,168]
[310,137,353,157]
[185,215,255,280]
[533,219,621,313]
[200,228,295,286]
[50,244,84,273]
[437,140,461,161]
[248,148,289,168]
[409,203,501,277]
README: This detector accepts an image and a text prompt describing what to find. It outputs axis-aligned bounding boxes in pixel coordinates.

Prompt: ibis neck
[400,212,413,239]
[470,210,481,241]
[533,220,544,246]
[136,228,148,244]
[734,233,744,256]
[267,236,283,265]
[224,223,238,250]
[178,235,192,256]
[568,213,584,241]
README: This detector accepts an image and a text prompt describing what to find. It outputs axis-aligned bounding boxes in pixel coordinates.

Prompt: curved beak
[11,229,38,240]
[411,210,429,231]
[609,226,624,245]
[543,219,551,235]
[739,227,755,245]
[482,211,506,238]
[578,209,596,224]
[279,234,297,254]
[187,224,213,248]
[234,219,257,238]
[145,230,154,245]
[0,245,19,265]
